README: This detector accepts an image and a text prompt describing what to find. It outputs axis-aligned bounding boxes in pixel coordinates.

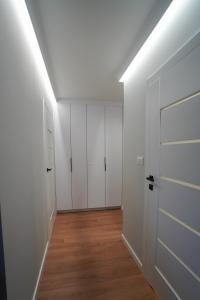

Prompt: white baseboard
[32,210,56,300]
[57,206,121,213]
[121,233,143,270]
[49,209,56,239]
[32,241,49,300]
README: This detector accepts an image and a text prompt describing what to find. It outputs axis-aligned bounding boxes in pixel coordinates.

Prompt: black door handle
[47,168,52,172]
[146,175,154,182]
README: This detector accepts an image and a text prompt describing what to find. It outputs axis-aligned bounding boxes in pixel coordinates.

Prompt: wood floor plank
[37,209,157,300]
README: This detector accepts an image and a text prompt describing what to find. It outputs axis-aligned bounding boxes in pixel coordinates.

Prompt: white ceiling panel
[29,0,171,101]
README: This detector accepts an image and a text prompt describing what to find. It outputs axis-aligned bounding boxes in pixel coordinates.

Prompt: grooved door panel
[156,241,200,300]
[87,105,105,208]
[71,104,87,209]
[160,143,200,185]
[160,35,200,108]
[105,106,122,207]
[159,180,200,231]
[158,211,200,277]
[161,94,200,142]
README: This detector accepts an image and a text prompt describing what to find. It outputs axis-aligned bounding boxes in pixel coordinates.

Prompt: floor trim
[57,206,121,214]
[32,241,49,300]
[121,233,143,270]
[32,210,56,300]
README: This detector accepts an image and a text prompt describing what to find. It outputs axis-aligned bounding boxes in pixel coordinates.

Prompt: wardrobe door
[105,105,122,207]
[71,104,87,209]
[55,102,72,210]
[87,105,105,208]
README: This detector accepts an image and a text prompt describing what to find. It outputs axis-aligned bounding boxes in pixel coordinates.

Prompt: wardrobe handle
[104,157,107,172]
[70,157,72,172]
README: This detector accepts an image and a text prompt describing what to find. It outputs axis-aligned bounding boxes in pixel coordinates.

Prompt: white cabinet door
[87,105,105,208]
[55,102,123,211]
[55,102,72,210]
[71,104,87,209]
[105,106,122,207]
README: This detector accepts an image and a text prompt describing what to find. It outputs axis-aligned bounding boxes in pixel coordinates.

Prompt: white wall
[123,0,200,263]
[0,0,56,299]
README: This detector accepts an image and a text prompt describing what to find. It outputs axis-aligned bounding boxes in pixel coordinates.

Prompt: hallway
[1,1,200,299]
[37,210,157,300]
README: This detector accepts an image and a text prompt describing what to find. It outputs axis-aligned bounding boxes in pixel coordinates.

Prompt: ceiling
[29,0,169,102]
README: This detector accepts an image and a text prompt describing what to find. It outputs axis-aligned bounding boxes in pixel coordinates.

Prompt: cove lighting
[119,0,191,83]
[10,0,57,107]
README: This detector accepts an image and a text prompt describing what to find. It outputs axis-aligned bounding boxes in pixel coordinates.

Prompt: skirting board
[32,209,56,299]
[32,241,49,300]
[121,233,143,270]
[57,206,121,214]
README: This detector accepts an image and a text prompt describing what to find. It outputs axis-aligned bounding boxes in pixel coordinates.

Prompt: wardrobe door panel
[55,102,72,210]
[87,105,105,208]
[71,104,87,209]
[105,106,122,207]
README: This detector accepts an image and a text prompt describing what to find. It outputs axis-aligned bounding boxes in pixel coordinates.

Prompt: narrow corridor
[37,210,157,300]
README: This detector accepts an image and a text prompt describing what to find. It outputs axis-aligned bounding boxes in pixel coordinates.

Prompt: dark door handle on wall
[104,157,107,172]
[146,175,154,182]
[47,168,52,172]
[146,175,154,191]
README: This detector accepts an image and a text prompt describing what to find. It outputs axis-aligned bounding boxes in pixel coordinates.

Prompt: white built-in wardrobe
[55,101,123,211]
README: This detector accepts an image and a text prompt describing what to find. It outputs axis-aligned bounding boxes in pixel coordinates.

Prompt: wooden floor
[37,209,157,300]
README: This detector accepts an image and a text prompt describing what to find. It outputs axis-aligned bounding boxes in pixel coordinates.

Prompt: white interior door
[55,102,72,210]
[87,104,105,208]
[71,104,87,209]
[105,105,122,207]
[47,134,55,218]
[144,33,200,300]
[44,103,56,236]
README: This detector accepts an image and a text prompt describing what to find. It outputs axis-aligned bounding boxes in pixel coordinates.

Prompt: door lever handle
[146,175,154,182]
[47,168,52,172]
